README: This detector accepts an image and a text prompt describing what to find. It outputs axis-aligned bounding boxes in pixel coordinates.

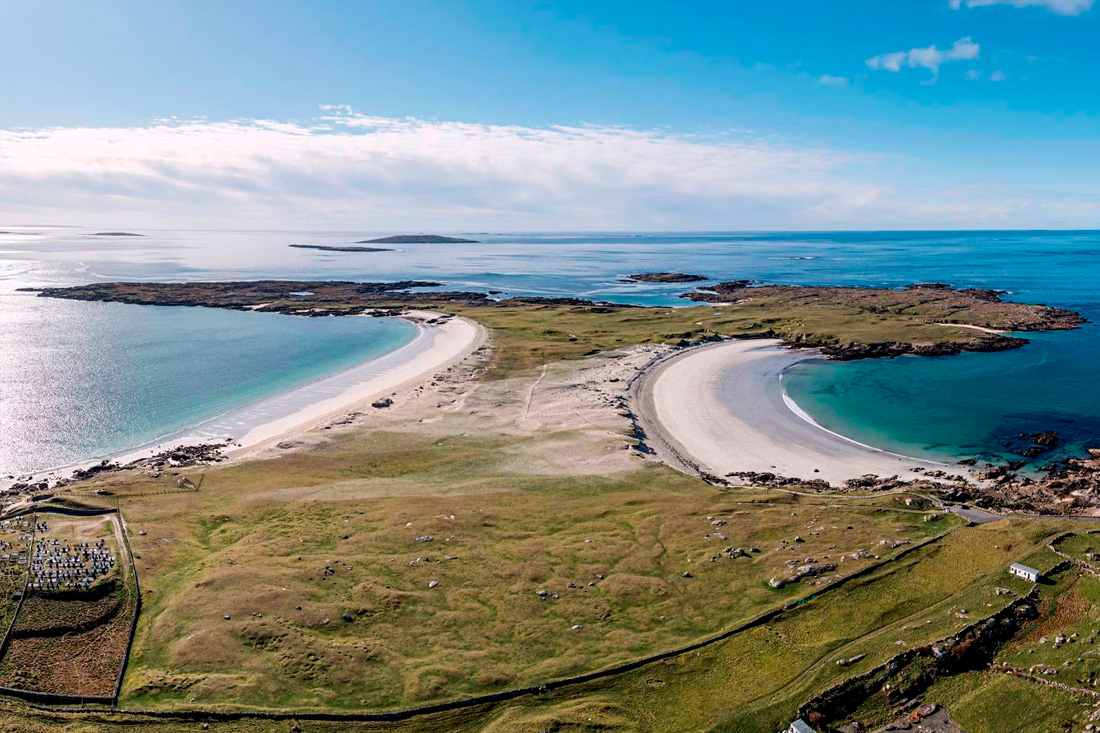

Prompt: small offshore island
[289,244,395,252]
[4,272,1099,733]
[622,272,709,283]
[357,234,480,244]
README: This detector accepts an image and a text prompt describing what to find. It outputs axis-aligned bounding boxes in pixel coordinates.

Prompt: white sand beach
[4,313,484,489]
[194,311,485,457]
[635,339,963,486]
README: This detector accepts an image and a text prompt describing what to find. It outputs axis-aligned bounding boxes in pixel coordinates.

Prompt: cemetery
[0,511,137,699]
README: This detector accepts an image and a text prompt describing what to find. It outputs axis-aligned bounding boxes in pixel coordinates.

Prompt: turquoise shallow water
[1,228,1097,475]
[0,279,415,475]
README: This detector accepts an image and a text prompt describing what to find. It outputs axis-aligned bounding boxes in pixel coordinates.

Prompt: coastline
[3,311,485,490]
[223,311,484,462]
[633,338,968,486]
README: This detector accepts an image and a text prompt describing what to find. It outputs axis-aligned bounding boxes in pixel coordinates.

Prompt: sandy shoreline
[634,339,964,486]
[5,312,484,489]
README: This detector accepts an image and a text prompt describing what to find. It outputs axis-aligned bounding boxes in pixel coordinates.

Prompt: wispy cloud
[949,0,1093,15]
[818,74,850,88]
[966,68,1008,81]
[867,38,980,80]
[0,111,1095,230]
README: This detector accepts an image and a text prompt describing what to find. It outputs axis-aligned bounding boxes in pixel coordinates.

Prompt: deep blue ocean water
[1,228,1097,475]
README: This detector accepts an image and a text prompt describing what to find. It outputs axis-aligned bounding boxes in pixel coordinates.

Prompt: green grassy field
[79,429,961,712]
[0,519,30,634]
[447,299,1000,378]
[0,522,1080,733]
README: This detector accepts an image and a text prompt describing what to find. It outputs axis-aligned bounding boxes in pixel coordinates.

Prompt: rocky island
[622,272,709,283]
[357,234,479,244]
[288,244,394,252]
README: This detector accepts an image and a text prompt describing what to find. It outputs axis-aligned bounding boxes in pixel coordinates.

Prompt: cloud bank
[867,38,980,79]
[949,0,1093,15]
[1,110,1095,230]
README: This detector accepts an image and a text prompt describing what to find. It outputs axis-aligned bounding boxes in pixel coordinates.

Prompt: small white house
[787,720,816,733]
[1009,562,1041,582]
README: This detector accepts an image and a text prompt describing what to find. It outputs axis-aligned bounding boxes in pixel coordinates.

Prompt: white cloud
[818,74,850,88]
[965,69,1008,81]
[867,38,980,80]
[0,111,1095,230]
[949,0,1093,15]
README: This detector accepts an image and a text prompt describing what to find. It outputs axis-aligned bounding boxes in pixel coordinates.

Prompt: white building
[787,720,816,733]
[1009,562,1041,582]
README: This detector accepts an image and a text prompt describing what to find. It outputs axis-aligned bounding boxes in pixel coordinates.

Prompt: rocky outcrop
[798,588,1043,728]
[769,561,837,588]
[944,447,1100,516]
[794,333,1030,360]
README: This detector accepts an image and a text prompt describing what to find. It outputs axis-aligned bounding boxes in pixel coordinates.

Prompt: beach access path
[633,339,962,487]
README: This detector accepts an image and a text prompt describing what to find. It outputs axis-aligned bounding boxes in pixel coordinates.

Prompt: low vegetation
[86,431,955,712]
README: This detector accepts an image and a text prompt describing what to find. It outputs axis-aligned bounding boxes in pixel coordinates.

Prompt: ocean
[1,228,1097,476]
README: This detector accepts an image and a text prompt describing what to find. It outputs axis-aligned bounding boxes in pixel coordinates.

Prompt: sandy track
[633,339,961,486]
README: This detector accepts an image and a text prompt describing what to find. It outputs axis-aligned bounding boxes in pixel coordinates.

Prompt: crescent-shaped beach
[91,312,485,470]
[635,339,962,486]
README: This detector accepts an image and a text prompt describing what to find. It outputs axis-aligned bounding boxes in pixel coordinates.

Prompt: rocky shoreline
[4,441,229,496]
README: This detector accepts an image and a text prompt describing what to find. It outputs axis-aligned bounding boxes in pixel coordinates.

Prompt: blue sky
[1,0,1097,229]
